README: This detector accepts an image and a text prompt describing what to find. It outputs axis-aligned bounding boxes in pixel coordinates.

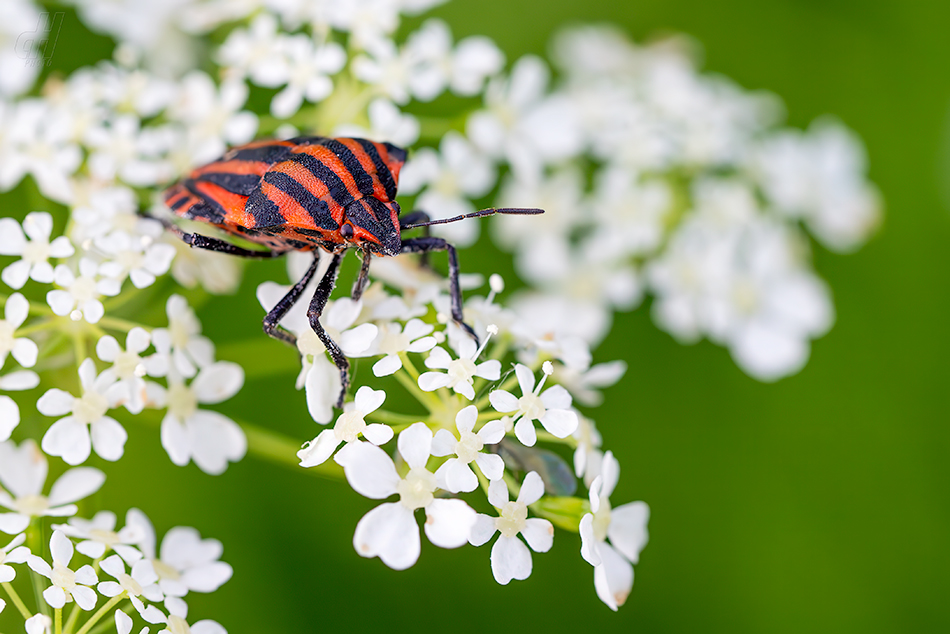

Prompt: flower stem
[370,409,423,425]
[97,316,149,333]
[393,365,442,412]
[55,607,62,634]
[0,582,32,619]
[74,593,126,634]
[238,419,343,480]
[64,603,82,634]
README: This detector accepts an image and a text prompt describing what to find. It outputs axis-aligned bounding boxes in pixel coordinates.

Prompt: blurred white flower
[39,358,128,465]
[469,472,553,584]
[0,439,105,534]
[332,97,420,147]
[335,423,476,570]
[156,361,247,475]
[125,508,233,598]
[0,532,29,582]
[399,131,496,247]
[0,212,75,289]
[53,510,145,563]
[98,328,167,415]
[268,35,346,118]
[0,1,41,97]
[47,258,121,325]
[0,369,39,441]
[97,228,177,289]
[0,292,38,370]
[151,294,216,379]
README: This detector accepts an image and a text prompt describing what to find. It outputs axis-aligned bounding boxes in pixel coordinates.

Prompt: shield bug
[150,136,541,407]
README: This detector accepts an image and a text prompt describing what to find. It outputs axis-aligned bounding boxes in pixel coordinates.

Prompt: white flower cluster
[0,0,878,622]
[0,440,231,633]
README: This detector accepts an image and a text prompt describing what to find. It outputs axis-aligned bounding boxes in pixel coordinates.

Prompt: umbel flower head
[0,0,878,623]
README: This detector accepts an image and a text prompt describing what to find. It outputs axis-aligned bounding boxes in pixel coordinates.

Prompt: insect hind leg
[399,210,432,268]
[307,251,350,408]
[399,236,478,343]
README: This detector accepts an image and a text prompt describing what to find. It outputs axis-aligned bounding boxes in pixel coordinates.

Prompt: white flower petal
[489,390,518,413]
[468,513,497,546]
[430,429,457,457]
[362,423,394,446]
[335,442,400,499]
[490,535,532,584]
[1,261,31,290]
[37,389,75,416]
[487,478,509,508]
[50,530,73,565]
[181,561,232,593]
[353,502,420,570]
[475,359,501,380]
[435,459,478,493]
[608,501,650,564]
[90,417,127,462]
[192,362,244,404]
[579,513,601,566]
[397,422,432,470]
[42,418,92,466]
[540,384,572,410]
[594,542,633,611]
[514,364,535,395]
[297,430,340,468]
[477,419,506,445]
[514,417,537,447]
[521,517,554,553]
[186,410,247,475]
[372,354,402,377]
[353,386,385,415]
[474,452,504,481]
[305,355,341,424]
[43,585,66,609]
[72,584,98,611]
[424,498,476,548]
[518,471,545,506]
[539,408,578,438]
[418,371,451,392]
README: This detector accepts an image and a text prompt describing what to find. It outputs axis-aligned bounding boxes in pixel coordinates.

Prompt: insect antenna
[399,207,543,231]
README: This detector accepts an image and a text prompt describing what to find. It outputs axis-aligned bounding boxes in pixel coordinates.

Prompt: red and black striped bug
[150,136,541,407]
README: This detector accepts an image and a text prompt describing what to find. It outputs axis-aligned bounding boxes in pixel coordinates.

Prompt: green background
[4,0,950,632]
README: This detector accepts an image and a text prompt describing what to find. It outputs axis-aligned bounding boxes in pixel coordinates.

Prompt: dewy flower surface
[0,0,880,629]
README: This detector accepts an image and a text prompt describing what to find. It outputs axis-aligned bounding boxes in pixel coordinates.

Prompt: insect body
[155,136,540,407]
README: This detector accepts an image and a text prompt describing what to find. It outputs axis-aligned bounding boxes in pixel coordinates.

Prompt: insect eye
[340,223,354,239]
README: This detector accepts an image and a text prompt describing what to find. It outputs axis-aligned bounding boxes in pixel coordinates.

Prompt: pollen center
[518,393,545,421]
[496,501,528,538]
[335,410,366,443]
[455,430,484,463]
[119,572,144,596]
[167,383,197,420]
[74,390,109,425]
[114,350,143,379]
[446,358,477,386]
[22,239,51,265]
[70,276,98,303]
[152,559,181,581]
[593,500,612,543]
[14,494,50,516]
[0,322,15,354]
[51,562,76,590]
[397,467,436,510]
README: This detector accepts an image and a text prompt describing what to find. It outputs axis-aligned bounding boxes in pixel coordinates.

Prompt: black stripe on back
[355,139,398,201]
[226,143,294,164]
[263,171,338,230]
[184,181,225,223]
[287,152,354,210]
[317,138,375,198]
[197,172,262,196]
[244,188,286,228]
[169,196,190,211]
[346,198,386,238]
[382,142,407,164]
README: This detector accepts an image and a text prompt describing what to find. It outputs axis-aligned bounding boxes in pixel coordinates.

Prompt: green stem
[15,319,56,337]
[64,603,82,634]
[393,366,441,412]
[55,607,62,634]
[74,594,126,634]
[370,409,423,425]
[535,431,578,447]
[97,316,149,333]
[1,581,32,619]
[0,293,54,316]
[239,419,343,480]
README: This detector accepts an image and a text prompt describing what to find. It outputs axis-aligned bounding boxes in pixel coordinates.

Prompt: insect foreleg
[399,210,432,268]
[351,249,372,301]
[307,251,350,408]
[262,252,321,347]
[399,236,478,342]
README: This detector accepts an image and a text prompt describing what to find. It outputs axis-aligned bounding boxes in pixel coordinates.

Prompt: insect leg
[399,236,478,341]
[399,210,432,268]
[262,252,321,347]
[141,212,285,259]
[351,249,372,301]
[307,251,350,408]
